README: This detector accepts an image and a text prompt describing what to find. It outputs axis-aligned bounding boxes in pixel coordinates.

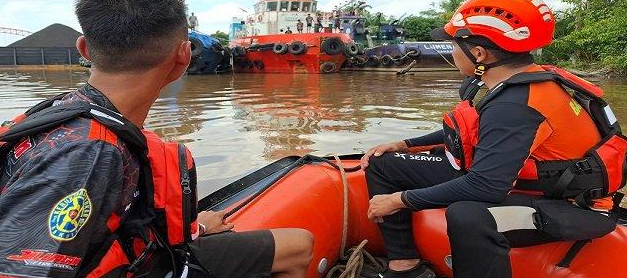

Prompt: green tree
[540,0,627,74]
[211,31,229,46]
[421,0,464,20]
[401,16,446,41]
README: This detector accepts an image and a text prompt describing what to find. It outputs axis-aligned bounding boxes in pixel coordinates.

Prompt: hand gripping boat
[198,155,627,278]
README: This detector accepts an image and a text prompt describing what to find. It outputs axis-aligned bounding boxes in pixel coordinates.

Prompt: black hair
[75,0,188,73]
[457,36,535,67]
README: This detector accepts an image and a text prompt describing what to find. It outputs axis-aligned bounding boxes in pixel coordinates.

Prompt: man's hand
[360,141,409,169]
[198,210,234,235]
[367,192,407,223]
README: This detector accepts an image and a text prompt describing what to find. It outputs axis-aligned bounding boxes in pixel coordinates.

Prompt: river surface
[1,68,626,197]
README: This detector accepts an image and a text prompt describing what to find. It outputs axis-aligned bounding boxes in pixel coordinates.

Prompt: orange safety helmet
[432,0,556,53]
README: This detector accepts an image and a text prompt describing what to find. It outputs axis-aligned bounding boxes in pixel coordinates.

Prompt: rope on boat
[397,60,418,75]
[433,48,457,68]
[326,156,386,278]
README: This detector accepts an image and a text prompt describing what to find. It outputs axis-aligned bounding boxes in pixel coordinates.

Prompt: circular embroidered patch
[48,189,92,241]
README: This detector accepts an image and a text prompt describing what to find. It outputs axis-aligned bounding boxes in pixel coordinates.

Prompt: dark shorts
[307,23,312,27]
[188,230,275,278]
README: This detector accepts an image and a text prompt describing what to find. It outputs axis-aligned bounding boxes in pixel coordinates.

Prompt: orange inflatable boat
[198,155,627,278]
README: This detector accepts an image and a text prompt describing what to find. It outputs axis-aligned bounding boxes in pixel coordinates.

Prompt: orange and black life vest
[0,96,200,277]
[443,65,627,207]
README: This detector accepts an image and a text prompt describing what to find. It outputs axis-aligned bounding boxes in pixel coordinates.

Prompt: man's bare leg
[270,228,314,278]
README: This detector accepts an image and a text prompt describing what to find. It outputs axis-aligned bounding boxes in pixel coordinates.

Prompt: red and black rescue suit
[366,65,619,278]
[0,85,275,278]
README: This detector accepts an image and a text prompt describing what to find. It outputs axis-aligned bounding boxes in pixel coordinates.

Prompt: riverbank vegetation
[363,0,627,75]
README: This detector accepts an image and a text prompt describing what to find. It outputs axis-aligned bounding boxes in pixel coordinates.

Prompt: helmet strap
[457,40,517,80]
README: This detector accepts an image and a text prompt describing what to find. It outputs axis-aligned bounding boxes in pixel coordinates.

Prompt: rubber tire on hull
[320,62,337,74]
[394,56,409,66]
[253,60,264,70]
[345,42,359,56]
[232,46,247,57]
[381,55,394,67]
[407,48,421,58]
[288,41,308,55]
[321,38,344,55]
[190,37,204,57]
[366,56,381,67]
[273,43,289,55]
[245,60,254,70]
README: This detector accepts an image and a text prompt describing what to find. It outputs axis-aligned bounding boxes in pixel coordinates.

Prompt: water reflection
[1,68,626,197]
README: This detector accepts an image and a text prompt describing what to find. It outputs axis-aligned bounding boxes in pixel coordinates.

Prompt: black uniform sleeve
[401,102,545,210]
[0,140,125,277]
[404,130,444,148]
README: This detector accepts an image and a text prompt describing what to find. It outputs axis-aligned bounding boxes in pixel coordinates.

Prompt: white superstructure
[233,0,335,37]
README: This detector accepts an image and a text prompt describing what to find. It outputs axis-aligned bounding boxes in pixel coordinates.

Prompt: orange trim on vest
[87,120,119,146]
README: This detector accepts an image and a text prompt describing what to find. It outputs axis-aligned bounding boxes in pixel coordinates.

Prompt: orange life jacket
[443,65,627,207]
[0,96,199,277]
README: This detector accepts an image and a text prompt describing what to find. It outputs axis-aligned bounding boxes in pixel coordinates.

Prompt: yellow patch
[569,99,582,116]
[48,189,92,241]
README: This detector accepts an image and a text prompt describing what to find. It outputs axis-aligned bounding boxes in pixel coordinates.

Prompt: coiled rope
[325,156,386,278]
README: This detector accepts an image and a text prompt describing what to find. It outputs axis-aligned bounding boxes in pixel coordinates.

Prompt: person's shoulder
[486,82,531,107]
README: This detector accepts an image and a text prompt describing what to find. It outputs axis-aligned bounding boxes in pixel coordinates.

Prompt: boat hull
[187,31,231,74]
[201,156,627,278]
[231,34,352,74]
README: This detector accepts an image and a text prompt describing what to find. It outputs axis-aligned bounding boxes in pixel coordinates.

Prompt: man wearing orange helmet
[361,0,623,277]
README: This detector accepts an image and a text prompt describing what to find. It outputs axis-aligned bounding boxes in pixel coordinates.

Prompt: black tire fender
[407,48,421,58]
[253,60,265,70]
[273,43,289,54]
[381,55,394,67]
[288,41,308,55]
[321,38,344,55]
[345,42,359,56]
[366,56,381,67]
[232,46,247,57]
[320,62,337,73]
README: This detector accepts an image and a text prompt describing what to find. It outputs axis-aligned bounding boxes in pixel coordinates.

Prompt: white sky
[0,0,568,46]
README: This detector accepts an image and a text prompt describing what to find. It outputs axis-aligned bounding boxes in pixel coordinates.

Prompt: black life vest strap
[515,158,601,198]
[556,239,590,268]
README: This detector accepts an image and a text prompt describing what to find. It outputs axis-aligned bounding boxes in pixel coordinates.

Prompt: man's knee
[446,201,493,233]
[276,228,314,264]
[364,154,388,182]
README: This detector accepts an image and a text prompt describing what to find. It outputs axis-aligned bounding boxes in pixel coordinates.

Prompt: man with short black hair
[297,19,304,33]
[0,1,313,277]
[189,12,198,31]
[305,14,314,33]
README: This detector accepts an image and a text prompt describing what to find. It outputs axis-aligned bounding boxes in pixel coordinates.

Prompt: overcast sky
[0,0,568,46]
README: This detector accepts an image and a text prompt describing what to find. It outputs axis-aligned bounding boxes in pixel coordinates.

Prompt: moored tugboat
[229,0,357,74]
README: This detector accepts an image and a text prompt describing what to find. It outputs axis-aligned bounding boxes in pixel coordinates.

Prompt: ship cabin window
[266,1,278,11]
[302,2,311,12]
[290,2,301,11]
[311,2,317,12]
[254,4,260,13]
[280,1,289,11]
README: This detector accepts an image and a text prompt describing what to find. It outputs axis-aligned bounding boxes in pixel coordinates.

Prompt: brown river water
[1,68,626,197]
